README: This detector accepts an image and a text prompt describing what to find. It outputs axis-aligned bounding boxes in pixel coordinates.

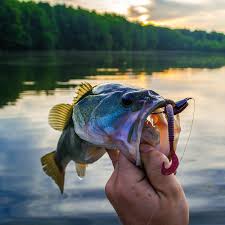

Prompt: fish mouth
[129,99,166,165]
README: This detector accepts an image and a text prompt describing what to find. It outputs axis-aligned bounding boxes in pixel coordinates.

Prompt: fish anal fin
[48,103,72,131]
[75,163,87,178]
[41,151,65,194]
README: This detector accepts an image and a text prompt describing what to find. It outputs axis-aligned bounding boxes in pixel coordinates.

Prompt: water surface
[0,51,225,225]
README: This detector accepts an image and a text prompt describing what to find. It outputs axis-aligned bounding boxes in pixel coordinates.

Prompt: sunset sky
[29,0,225,33]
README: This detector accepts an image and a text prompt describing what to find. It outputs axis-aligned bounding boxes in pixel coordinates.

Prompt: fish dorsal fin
[75,163,87,178]
[41,151,65,194]
[48,103,72,131]
[72,82,93,105]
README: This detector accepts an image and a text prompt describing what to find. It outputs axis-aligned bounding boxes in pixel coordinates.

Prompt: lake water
[0,51,225,225]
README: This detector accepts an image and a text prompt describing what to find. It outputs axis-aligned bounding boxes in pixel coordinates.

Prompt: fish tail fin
[41,151,65,194]
[75,163,87,178]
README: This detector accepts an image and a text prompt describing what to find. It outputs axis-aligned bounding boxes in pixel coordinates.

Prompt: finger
[115,152,158,199]
[106,151,134,184]
[117,152,136,171]
[139,144,156,153]
[174,114,181,133]
[174,114,181,151]
[106,152,157,200]
[116,152,146,183]
[153,113,170,156]
[105,152,137,194]
[155,111,168,128]
[106,149,119,168]
[141,149,182,198]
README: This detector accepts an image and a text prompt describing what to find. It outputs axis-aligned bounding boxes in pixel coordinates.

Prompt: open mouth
[126,96,188,173]
[132,100,166,165]
[136,101,180,176]
[141,117,160,148]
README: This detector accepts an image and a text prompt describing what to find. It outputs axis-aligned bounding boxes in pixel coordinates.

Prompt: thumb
[141,148,181,198]
[116,152,144,183]
[106,149,119,168]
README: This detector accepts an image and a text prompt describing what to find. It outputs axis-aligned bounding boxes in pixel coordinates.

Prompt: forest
[0,0,225,51]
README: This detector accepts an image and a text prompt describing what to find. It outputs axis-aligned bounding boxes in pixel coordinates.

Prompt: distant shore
[0,0,225,52]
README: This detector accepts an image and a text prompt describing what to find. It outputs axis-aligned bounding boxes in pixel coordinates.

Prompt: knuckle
[114,180,127,199]
[150,150,168,165]
[169,183,183,199]
[105,180,114,199]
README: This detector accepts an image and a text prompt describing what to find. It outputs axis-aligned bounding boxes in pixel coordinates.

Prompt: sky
[32,0,225,33]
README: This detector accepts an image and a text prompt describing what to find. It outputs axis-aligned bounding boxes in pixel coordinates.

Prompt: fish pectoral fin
[48,103,73,131]
[72,82,93,105]
[41,151,65,194]
[48,82,93,131]
[75,163,87,178]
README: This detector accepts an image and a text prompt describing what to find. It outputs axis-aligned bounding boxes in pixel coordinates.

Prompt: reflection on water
[1,51,225,108]
[0,51,225,225]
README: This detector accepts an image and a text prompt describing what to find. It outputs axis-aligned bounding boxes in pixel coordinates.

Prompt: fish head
[72,83,167,164]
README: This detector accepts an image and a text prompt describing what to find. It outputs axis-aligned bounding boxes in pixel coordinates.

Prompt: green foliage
[0,0,225,51]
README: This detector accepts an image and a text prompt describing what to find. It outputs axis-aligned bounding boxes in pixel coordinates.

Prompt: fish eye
[122,96,133,107]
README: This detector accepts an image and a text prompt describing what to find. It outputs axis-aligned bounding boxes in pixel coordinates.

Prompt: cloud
[127,0,225,32]
[24,0,225,32]
[131,0,198,21]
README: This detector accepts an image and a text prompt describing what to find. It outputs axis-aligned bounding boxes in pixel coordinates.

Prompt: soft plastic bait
[161,98,192,175]
[161,104,179,175]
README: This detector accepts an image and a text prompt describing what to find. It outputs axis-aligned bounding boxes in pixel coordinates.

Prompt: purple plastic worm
[161,104,179,175]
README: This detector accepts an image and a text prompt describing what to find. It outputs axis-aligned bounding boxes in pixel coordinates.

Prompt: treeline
[1,0,225,51]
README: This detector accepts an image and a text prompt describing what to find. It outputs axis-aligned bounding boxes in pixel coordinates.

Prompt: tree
[0,0,224,52]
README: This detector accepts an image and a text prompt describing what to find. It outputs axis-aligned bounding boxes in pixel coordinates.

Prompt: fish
[41,82,189,193]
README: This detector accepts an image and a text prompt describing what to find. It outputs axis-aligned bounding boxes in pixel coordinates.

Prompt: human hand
[105,149,189,225]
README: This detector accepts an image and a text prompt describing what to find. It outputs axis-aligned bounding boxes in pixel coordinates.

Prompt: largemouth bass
[41,82,190,193]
